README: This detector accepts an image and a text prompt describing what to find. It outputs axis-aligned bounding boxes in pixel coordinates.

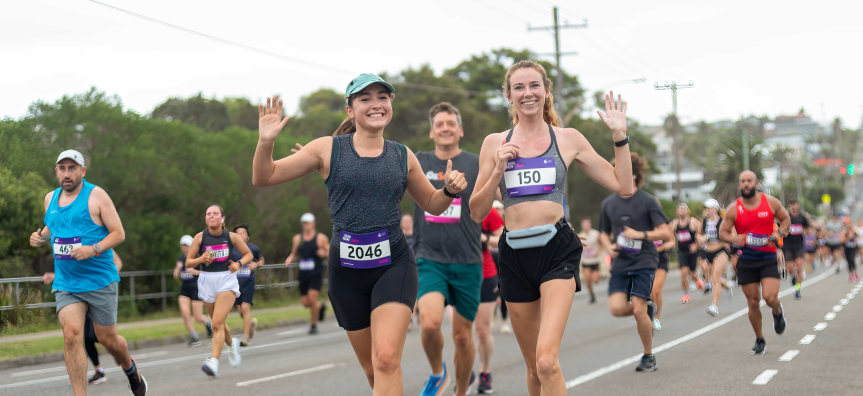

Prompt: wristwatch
[614,136,630,147]
[443,187,459,198]
[643,231,648,240]
[93,243,102,257]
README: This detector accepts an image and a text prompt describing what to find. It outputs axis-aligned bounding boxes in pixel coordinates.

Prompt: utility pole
[655,80,694,202]
[528,6,587,116]
[742,121,750,171]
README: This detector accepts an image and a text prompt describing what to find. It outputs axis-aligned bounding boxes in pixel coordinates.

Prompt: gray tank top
[498,123,567,209]
[325,134,408,248]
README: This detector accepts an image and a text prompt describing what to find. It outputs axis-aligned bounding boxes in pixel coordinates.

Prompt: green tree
[711,124,766,206]
[152,93,230,131]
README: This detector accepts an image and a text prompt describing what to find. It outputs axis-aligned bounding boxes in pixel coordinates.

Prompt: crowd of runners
[28,60,860,396]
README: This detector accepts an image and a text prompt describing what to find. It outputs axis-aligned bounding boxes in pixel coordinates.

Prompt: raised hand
[444,159,468,195]
[259,96,291,144]
[291,143,304,154]
[494,139,520,175]
[596,90,627,140]
[30,228,45,247]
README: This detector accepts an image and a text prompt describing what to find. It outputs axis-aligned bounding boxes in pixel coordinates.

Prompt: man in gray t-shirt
[413,102,482,396]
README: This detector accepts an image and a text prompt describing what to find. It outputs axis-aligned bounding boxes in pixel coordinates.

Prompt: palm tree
[712,131,765,206]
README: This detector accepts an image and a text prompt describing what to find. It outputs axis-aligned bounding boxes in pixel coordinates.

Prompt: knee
[452,328,472,349]
[608,303,628,317]
[300,297,309,307]
[746,297,761,308]
[535,353,561,381]
[475,323,492,340]
[372,347,401,375]
[632,302,647,318]
[62,326,83,346]
[763,296,778,307]
[525,365,541,384]
[420,317,442,335]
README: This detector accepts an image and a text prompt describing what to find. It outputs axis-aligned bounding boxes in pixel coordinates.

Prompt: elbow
[116,230,126,244]
[252,175,268,187]
[470,212,484,224]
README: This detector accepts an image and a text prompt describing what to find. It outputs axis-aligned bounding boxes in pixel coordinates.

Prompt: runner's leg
[59,302,88,395]
[346,328,375,389]
[240,302,253,339]
[712,254,729,306]
[741,283,764,339]
[192,301,209,325]
[205,291,235,359]
[475,302,496,373]
[308,289,321,326]
[370,303,412,396]
[418,292,446,374]
[507,299,541,396]
[651,269,667,319]
[179,295,195,334]
[452,310,476,396]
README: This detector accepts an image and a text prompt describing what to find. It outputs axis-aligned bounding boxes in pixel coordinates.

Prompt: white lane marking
[778,350,799,362]
[840,299,849,305]
[752,369,779,385]
[277,328,306,337]
[0,332,345,389]
[235,363,335,387]
[799,335,816,344]
[832,305,843,312]
[11,350,169,377]
[847,294,855,299]
[813,323,828,331]
[566,268,834,389]
[824,312,836,320]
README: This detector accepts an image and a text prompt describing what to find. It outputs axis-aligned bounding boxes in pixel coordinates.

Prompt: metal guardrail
[0,263,323,311]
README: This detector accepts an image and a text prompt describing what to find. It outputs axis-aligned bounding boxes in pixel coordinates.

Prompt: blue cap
[344,73,395,105]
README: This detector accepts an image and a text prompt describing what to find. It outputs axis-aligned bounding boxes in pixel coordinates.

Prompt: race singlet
[339,229,392,269]
[503,157,556,197]
[53,236,82,260]
[617,233,643,253]
[425,197,461,223]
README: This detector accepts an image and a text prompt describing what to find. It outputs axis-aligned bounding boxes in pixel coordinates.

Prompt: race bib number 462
[53,236,82,260]
[503,157,556,197]
[339,230,392,269]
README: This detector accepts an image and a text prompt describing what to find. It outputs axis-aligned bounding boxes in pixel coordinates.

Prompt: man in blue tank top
[414,103,483,396]
[30,150,147,395]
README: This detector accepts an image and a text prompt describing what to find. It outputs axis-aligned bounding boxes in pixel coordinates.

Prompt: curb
[0,318,308,371]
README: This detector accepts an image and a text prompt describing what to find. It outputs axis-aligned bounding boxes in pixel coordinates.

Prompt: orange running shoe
[682,294,691,304]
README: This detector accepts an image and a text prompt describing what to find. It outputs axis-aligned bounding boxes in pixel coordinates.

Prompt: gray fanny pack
[505,224,558,250]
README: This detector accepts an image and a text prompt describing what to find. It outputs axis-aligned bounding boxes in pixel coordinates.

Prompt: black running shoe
[773,303,786,335]
[88,370,107,385]
[790,273,796,287]
[635,354,657,372]
[188,338,201,347]
[589,292,596,304]
[795,290,802,300]
[751,337,766,355]
[477,372,493,394]
[309,324,319,335]
[453,371,476,394]
[205,320,213,338]
[319,303,327,322]
[126,362,147,396]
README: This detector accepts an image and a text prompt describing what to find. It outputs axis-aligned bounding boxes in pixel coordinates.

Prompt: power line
[86,0,488,96]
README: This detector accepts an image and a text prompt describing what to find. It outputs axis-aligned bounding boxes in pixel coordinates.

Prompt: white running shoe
[202,357,219,378]
[726,286,734,300]
[228,338,241,367]
[707,304,719,317]
[689,281,696,292]
[652,318,662,331]
[500,323,512,334]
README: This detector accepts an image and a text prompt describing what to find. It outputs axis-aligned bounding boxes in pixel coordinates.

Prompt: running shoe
[795,290,802,300]
[850,275,855,283]
[477,372,493,394]
[790,273,796,287]
[201,357,219,378]
[453,371,476,395]
[500,323,512,334]
[88,370,107,385]
[652,318,662,331]
[635,354,657,372]
[228,337,241,367]
[420,363,449,396]
[239,337,251,347]
[309,324,319,335]
[319,303,328,322]
[205,319,213,338]
[707,304,719,317]
[726,286,734,300]
[126,360,148,395]
[854,273,860,282]
[589,292,596,304]
[249,318,257,339]
[696,279,704,290]
[188,339,201,347]
[703,284,712,295]
[802,270,807,279]
[681,294,690,304]
[751,338,766,355]
[773,303,786,335]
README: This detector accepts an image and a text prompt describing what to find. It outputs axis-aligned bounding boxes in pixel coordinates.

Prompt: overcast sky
[2,0,862,129]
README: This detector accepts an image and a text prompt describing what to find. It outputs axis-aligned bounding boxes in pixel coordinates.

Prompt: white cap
[300,213,315,223]
[179,235,194,246]
[56,150,85,166]
[703,199,721,209]
[492,200,504,210]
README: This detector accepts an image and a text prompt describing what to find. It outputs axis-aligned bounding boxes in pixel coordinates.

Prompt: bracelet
[643,231,648,240]
[442,187,459,198]
[614,136,629,147]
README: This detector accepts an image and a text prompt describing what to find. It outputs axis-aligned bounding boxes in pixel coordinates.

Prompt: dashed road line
[778,350,799,362]
[752,369,779,385]
[799,335,816,344]
[813,323,828,331]
[236,364,335,387]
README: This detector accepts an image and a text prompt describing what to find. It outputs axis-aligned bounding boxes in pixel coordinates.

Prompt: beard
[740,187,756,199]
[60,178,81,192]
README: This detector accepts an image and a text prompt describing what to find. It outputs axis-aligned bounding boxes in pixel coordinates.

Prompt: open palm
[259,95,290,143]
[597,91,627,138]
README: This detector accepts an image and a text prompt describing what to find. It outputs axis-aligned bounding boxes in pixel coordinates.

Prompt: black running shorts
[235,279,255,306]
[327,238,418,331]
[782,245,806,262]
[480,275,500,303]
[179,281,200,301]
[736,258,781,285]
[657,251,669,272]
[299,273,323,296]
[677,250,698,271]
[498,220,581,303]
[702,249,728,265]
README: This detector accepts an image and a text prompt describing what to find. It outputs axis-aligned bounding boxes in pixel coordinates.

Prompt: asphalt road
[1,266,861,396]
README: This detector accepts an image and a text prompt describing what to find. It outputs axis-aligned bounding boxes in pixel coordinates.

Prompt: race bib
[746,233,769,247]
[53,236,82,260]
[299,258,315,271]
[204,244,230,263]
[236,265,252,278]
[180,270,195,281]
[617,233,642,253]
[583,247,597,258]
[339,230,392,269]
[677,231,691,242]
[654,240,663,247]
[790,224,803,235]
[503,157,556,197]
[425,197,462,223]
[706,228,718,242]
[846,241,857,248]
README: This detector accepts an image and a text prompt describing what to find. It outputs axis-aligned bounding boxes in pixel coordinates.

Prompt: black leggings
[845,248,857,273]
[84,315,100,366]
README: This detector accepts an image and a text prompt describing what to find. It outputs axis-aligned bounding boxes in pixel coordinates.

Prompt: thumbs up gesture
[31,228,46,247]
[444,159,467,196]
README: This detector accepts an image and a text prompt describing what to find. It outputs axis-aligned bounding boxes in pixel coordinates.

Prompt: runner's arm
[230,233,254,266]
[285,235,301,265]
[174,260,183,279]
[405,147,461,216]
[253,136,327,187]
[769,197,791,237]
[92,187,126,251]
[186,233,205,268]
[719,204,742,245]
[470,133,509,223]
[316,233,330,258]
[568,128,633,198]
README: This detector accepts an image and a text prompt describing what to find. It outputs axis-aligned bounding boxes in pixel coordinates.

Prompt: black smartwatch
[443,187,459,198]
[614,136,630,147]
[643,231,649,240]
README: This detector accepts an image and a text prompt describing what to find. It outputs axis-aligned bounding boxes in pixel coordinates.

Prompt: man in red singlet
[719,171,790,355]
